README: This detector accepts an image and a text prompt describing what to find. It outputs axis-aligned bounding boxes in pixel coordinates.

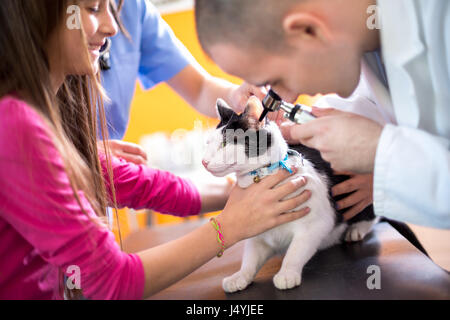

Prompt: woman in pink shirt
[0,0,311,299]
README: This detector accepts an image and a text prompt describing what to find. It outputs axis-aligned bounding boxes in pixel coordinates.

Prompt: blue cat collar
[278,154,293,174]
[249,153,292,177]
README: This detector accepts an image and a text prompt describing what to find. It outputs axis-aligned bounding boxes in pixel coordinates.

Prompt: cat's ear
[243,96,264,129]
[216,99,235,124]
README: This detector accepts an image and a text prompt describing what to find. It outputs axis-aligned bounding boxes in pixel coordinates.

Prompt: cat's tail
[380,217,429,257]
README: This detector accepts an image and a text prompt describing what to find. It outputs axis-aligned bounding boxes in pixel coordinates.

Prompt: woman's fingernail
[298,176,307,186]
[298,177,306,186]
[293,176,306,186]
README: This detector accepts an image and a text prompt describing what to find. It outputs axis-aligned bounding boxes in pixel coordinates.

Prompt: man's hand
[266,109,289,126]
[289,107,383,173]
[228,83,267,113]
[332,172,374,221]
[279,121,299,143]
[98,140,148,165]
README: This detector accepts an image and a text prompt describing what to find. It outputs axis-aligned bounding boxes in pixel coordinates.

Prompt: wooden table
[123,220,450,300]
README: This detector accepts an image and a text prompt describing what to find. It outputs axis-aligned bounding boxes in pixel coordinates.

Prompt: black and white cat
[202,97,426,292]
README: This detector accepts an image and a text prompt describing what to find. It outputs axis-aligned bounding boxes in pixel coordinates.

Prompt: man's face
[209,41,362,102]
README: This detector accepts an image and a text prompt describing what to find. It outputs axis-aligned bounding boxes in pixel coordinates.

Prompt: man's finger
[251,85,267,101]
[279,122,296,143]
[333,170,354,176]
[311,107,343,118]
[332,179,358,196]
[343,201,370,221]
[289,122,317,143]
[336,192,365,210]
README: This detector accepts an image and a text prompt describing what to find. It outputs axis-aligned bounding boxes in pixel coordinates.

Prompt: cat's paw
[273,270,301,290]
[345,220,375,242]
[222,272,253,293]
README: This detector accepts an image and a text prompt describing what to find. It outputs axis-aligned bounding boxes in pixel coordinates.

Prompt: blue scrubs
[101,0,194,139]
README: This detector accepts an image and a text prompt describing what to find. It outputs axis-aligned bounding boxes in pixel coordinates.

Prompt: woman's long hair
[0,0,124,299]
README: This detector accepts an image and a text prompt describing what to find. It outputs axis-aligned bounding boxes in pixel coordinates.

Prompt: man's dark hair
[195,0,297,54]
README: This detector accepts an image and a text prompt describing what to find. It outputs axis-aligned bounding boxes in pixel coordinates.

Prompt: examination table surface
[123,220,450,300]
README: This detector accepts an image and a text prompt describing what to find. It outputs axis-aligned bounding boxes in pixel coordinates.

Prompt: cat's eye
[221,141,226,148]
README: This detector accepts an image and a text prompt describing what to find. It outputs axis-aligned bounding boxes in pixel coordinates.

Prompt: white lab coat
[315,56,396,127]
[316,0,450,228]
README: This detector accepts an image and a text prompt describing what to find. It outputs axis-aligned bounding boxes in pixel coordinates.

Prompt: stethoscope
[99,38,112,71]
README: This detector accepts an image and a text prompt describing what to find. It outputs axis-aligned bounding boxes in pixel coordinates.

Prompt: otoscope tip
[259,109,270,122]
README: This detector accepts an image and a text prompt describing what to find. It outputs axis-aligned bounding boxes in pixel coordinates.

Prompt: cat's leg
[345,217,380,242]
[223,237,274,293]
[318,223,347,250]
[273,233,323,290]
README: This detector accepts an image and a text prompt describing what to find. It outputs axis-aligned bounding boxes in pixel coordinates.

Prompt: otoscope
[259,89,316,124]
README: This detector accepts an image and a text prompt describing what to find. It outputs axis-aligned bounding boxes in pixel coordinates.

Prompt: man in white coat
[194,0,450,228]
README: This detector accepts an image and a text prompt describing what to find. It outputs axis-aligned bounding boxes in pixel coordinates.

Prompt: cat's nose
[202,159,209,168]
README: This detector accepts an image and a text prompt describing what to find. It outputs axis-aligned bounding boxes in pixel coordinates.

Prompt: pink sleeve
[100,153,201,217]
[0,98,145,300]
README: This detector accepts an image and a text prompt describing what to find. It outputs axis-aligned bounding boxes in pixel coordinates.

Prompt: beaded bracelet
[209,217,225,257]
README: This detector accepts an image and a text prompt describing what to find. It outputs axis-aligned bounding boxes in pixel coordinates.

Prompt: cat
[202,96,427,292]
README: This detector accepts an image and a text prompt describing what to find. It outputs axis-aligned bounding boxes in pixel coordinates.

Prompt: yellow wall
[114,9,318,236]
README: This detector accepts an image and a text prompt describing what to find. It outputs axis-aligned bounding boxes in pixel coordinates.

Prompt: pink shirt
[0,96,201,299]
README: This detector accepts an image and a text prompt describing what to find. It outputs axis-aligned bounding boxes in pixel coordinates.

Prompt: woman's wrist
[196,176,234,214]
[215,211,239,250]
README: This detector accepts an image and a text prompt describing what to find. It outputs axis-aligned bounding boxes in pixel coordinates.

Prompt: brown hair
[0,0,124,299]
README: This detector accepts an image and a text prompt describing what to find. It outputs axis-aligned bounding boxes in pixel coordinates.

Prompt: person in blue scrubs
[101,0,265,164]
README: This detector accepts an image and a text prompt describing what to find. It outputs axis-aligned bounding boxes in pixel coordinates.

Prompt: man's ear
[216,98,235,124]
[282,12,331,45]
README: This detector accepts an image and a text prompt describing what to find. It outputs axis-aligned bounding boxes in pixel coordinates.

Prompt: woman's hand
[332,172,374,221]
[98,140,148,165]
[192,175,236,214]
[137,168,310,298]
[218,169,311,246]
